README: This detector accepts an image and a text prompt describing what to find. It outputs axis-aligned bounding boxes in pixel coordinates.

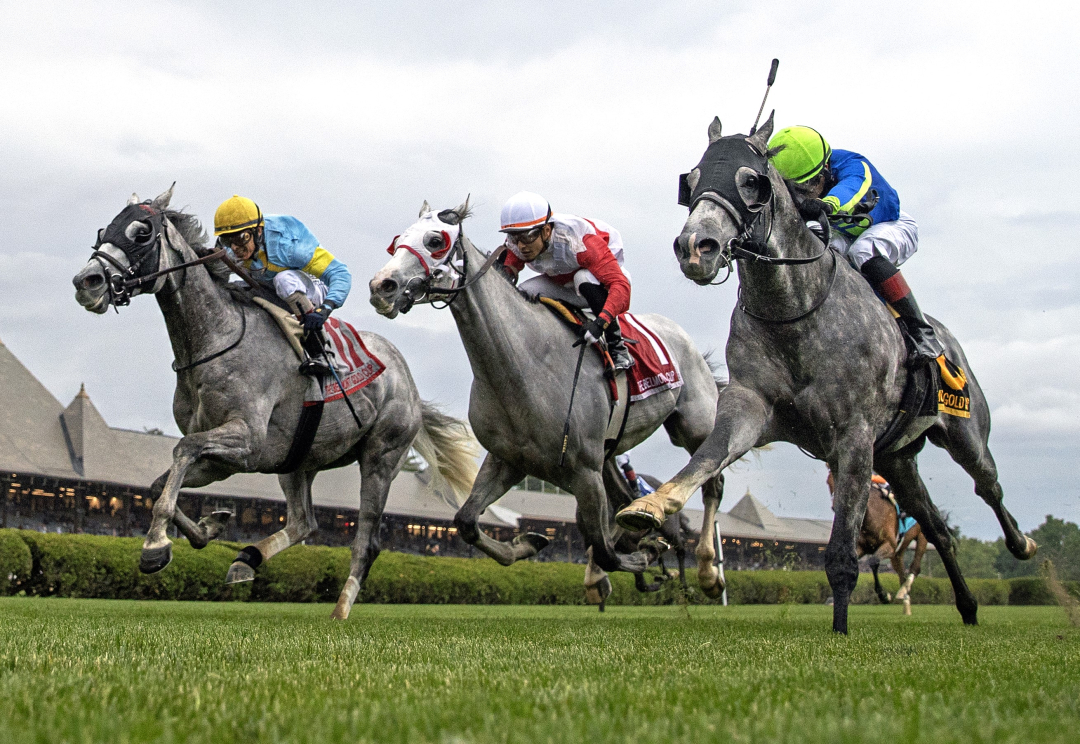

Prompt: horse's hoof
[699,566,724,599]
[514,532,551,554]
[584,576,612,605]
[637,536,671,561]
[616,502,664,532]
[225,561,255,584]
[1023,536,1038,559]
[139,544,173,574]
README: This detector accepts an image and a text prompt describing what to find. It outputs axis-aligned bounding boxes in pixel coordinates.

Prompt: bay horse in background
[828,472,928,613]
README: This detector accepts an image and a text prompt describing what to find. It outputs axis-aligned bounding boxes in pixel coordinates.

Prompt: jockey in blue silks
[768,127,945,367]
[214,195,352,377]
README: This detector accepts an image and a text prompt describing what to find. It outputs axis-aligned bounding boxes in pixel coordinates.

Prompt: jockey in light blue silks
[214,195,352,377]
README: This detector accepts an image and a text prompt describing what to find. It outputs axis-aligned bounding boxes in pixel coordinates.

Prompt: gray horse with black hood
[616,114,1036,634]
[73,186,479,620]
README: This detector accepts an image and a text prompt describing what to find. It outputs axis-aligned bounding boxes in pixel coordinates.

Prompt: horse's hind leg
[331,441,412,620]
[868,555,891,604]
[225,469,318,584]
[876,445,978,625]
[929,414,1037,560]
[452,454,548,565]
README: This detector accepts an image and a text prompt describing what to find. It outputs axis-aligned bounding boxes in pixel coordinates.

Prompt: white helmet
[499,191,551,233]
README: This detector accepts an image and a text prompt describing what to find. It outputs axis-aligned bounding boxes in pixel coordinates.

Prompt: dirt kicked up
[0,599,1076,743]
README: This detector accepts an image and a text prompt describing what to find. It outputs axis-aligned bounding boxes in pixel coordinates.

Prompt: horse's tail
[413,401,480,509]
[702,349,728,394]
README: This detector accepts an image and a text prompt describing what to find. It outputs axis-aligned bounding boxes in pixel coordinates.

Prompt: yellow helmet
[214,195,263,236]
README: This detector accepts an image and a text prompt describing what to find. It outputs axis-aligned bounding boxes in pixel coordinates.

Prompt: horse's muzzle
[73,265,111,314]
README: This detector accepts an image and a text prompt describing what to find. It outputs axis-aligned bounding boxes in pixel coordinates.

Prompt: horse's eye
[744,175,758,188]
[425,233,443,249]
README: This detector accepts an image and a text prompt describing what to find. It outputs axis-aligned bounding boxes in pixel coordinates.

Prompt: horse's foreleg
[140,420,256,574]
[877,448,978,625]
[452,454,544,565]
[825,438,874,634]
[618,386,767,531]
[695,474,726,598]
[225,470,318,585]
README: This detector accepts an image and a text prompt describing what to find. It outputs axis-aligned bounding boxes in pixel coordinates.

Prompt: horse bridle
[387,229,507,314]
[89,205,225,308]
[679,136,836,320]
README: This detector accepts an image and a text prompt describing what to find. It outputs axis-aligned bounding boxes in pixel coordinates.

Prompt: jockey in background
[214,195,352,377]
[767,126,944,367]
[617,454,655,498]
[497,191,635,372]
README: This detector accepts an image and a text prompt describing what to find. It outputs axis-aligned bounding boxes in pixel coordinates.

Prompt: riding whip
[749,58,779,136]
[558,340,589,468]
[324,348,365,432]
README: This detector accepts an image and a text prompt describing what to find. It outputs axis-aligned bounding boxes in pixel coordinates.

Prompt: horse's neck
[449,238,562,394]
[737,187,836,320]
[155,225,241,365]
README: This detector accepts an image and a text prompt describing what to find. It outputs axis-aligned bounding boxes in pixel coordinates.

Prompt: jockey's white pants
[273,270,328,307]
[827,210,919,269]
[518,267,632,309]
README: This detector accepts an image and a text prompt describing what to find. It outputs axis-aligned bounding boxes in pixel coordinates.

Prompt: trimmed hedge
[1,529,1076,605]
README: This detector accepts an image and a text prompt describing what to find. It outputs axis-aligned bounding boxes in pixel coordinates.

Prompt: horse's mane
[163,208,233,284]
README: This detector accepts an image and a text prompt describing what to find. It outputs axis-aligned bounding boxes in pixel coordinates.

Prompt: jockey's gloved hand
[578,317,607,346]
[303,304,332,332]
[804,198,835,217]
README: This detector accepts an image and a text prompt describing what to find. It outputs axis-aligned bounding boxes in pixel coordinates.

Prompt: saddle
[538,297,632,458]
[875,349,972,456]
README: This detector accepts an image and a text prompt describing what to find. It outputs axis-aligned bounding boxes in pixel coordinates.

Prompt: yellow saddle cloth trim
[936,355,967,391]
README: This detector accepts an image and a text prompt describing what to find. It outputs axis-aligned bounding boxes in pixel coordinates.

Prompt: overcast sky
[1,1,1077,539]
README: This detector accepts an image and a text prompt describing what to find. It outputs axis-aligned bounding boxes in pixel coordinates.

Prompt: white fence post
[714,520,728,606]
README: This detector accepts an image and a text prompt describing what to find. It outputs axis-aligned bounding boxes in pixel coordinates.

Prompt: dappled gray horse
[73,186,478,620]
[369,201,721,601]
[616,115,1036,633]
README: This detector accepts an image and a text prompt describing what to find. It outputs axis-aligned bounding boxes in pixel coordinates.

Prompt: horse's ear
[127,193,140,206]
[708,117,723,143]
[419,200,431,218]
[438,197,470,226]
[150,182,175,210]
[749,110,774,151]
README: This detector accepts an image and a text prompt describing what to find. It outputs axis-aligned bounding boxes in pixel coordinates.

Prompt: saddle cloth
[537,298,683,402]
[323,318,386,401]
[253,297,385,400]
[620,313,684,402]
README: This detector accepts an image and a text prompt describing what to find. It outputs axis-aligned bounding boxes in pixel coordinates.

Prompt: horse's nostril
[379,278,398,295]
[698,239,720,254]
[81,274,105,290]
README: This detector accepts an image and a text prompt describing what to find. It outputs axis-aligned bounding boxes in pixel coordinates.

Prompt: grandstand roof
[2,336,832,541]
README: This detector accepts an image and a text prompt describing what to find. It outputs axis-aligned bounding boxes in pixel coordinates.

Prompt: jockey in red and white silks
[498,191,634,371]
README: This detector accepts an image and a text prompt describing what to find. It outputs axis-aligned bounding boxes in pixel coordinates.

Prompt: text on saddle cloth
[935,355,970,418]
[322,319,386,401]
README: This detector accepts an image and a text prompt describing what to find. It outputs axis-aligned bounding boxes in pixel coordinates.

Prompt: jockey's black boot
[861,255,944,367]
[300,330,332,378]
[578,282,634,373]
[604,318,635,373]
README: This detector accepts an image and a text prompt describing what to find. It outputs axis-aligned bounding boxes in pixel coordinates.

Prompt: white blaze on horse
[73,186,479,620]
[369,200,723,603]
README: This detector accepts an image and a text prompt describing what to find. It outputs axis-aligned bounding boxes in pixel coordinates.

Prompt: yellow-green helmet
[767,126,831,183]
[214,195,263,236]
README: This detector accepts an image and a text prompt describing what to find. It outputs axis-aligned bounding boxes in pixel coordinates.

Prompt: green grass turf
[0,599,1076,743]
